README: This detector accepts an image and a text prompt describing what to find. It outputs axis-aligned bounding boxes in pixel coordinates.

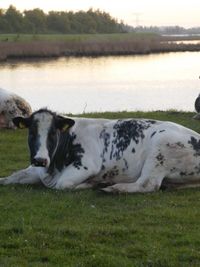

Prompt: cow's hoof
[101,185,121,193]
[101,187,112,193]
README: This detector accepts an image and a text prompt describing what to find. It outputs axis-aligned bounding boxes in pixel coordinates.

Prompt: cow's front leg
[53,165,96,190]
[0,166,47,185]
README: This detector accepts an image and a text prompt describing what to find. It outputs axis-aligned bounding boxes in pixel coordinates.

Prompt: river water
[0,52,200,114]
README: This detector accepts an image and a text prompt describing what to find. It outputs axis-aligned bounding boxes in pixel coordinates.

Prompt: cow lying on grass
[1,108,200,193]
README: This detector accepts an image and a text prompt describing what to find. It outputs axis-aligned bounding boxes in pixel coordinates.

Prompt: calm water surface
[0,52,200,114]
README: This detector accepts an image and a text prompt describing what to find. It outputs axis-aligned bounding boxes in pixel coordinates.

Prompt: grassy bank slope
[0,33,200,60]
[1,110,200,266]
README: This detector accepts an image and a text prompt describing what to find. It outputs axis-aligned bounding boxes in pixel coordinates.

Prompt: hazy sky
[0,0,199,28]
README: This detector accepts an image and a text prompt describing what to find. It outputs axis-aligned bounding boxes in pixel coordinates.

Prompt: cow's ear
[55,116,75,132]
[13,117,31,129]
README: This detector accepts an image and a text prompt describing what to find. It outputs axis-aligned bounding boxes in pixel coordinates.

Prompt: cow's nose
[33,157,48,167]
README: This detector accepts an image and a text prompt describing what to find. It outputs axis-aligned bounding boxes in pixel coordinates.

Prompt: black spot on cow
[102,166,119,180]
[159,130,165,133]
[166,142,185,149]
[151,131,157,138]
[48,131,71,174]
[28,119,40,164]
[70,133,85,170]
[99,128,111,163]
[132,148,135,153]
[101,165,105,171]
[146,120,157,124]
[123,158,129,172]
[48,132,85,174]
[156,153,165,165]
[109,120,153,160]
[176,142,185,148]
[100,128,110,153]
[188,136,200,156]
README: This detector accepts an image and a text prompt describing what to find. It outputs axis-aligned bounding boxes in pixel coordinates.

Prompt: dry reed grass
[0,37,200,60]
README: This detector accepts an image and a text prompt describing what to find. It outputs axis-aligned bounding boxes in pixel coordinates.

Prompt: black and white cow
[1,108,200,193]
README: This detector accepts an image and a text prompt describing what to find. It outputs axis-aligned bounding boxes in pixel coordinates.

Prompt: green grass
[0,33,159,43]
[1,110,200,266]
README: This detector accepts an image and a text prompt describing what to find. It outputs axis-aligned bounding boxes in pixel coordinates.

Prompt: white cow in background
[0,88,32,129]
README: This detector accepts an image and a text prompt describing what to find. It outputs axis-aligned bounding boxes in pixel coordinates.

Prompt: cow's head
[13,109,75,168]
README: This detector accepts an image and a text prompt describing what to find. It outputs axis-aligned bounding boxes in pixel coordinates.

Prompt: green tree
[73,11,96,33]
[4,5,23,33]
[24,8,46,33]
[0,6,126,34]
[47,11,71,33]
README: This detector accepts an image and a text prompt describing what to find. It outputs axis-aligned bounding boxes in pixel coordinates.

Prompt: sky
[0,0,200,28]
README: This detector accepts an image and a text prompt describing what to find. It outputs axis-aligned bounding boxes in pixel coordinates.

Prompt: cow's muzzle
[33,157,48,167]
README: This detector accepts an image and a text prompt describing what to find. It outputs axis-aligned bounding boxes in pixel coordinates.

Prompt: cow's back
[74,118,200,185]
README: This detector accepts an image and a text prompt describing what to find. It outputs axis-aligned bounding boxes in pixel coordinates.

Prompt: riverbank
[0,33,200,61]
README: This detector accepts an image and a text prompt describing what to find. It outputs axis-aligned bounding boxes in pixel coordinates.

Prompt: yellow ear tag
[61,124,69,132]
[19,122,26,129]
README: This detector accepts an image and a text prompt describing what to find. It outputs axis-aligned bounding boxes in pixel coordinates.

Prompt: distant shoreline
[0,33,200,61]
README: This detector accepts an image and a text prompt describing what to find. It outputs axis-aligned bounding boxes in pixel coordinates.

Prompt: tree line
[132,26,200,35]
[0,5,126,34]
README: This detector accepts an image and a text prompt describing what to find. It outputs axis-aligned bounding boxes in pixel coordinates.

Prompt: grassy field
[0,32,199,43]
[1,110,200,266]
[0,33,158,42]
[0,33,200,61]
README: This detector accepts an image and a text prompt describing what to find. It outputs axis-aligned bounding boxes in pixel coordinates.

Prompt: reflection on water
[0,52,200,114]
[164,40,200,45]
[174,40,200,45]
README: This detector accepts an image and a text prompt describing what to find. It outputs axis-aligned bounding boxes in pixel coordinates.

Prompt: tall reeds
[0,35,200,61]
